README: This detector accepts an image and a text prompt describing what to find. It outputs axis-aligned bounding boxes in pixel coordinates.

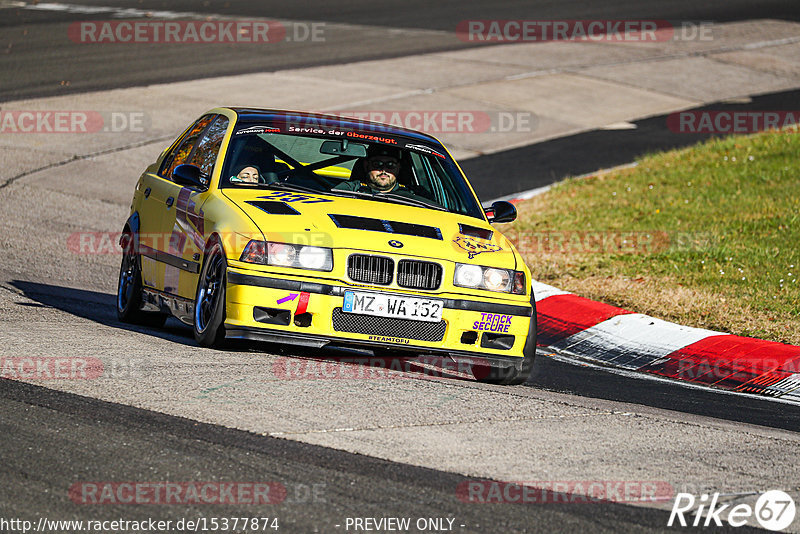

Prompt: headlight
[454,263,526,294]
[268,243,297,267]
[240,241,333,271]
[297,246,330,270]
[454,264,482,287]
[484,268,511,292]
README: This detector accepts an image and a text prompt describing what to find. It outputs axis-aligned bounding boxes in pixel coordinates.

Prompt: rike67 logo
[669,490,796,531]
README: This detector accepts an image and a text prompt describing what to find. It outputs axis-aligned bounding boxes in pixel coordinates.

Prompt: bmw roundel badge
[389,240,403,248]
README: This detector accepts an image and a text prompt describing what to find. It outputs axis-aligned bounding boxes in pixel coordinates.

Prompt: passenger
[230,165,261,184]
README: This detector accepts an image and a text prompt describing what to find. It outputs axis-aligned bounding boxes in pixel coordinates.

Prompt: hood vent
[458,223,493,240]
[245,201,300,215]
[328,214,442,240]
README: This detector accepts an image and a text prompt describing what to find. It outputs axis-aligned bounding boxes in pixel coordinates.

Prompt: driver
[333,146,415,196]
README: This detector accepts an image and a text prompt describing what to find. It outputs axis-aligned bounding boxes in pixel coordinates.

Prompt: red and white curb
[533,280,800,403]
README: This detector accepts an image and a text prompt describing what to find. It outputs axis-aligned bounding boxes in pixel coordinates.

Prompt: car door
[139,115,216,293]
[162,114,230,300]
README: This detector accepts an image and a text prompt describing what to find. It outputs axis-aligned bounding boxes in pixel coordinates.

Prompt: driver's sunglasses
[369,159,398,171]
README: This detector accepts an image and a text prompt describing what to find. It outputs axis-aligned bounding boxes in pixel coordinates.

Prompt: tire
[194,240,227,348]
[473,298,537,386]
[117,231,168,327]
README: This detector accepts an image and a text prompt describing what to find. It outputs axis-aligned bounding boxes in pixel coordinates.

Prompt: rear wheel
[194,241,227,348]
[117,231,168,327]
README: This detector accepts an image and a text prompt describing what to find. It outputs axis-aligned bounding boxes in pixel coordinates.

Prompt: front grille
[347,254,393,285]
[332,308,446,342]
[397,260,443,290]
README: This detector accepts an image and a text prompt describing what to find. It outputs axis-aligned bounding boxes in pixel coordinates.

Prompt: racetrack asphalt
[2,1,800,532]
[6,377,760,534]
[2,0,800,101]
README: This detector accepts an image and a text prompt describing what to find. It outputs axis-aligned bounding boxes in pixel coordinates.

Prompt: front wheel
[194,241,228,348]
[117,231,167,327]
[472,298,537,385]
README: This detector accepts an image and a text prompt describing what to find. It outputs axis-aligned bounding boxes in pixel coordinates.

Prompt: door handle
[144,187,151,198]
[166,196,174,208]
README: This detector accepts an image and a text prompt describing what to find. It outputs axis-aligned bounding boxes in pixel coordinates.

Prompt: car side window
[188,116,229,180]
[159,115,216,179]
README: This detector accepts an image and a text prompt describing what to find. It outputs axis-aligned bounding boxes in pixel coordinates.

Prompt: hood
[222,189,519,268]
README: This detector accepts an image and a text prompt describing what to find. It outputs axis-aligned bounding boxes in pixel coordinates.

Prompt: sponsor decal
[258,191,333,204]
[344,131,398,144]
[368,335,411,345]
[473,313,513,333]
[453,235,502,259]
[235,125,281,135]
[405,143,446,158]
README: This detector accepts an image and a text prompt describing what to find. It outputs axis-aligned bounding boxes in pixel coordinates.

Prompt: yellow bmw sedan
[117,108,536,384]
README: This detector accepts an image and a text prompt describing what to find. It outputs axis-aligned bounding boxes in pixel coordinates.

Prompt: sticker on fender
[343,291,442,322]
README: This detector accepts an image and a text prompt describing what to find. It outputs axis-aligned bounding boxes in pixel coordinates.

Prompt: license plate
[342,291,443,322]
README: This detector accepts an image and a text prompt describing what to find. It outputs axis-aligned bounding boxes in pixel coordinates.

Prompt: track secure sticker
[453,235,502,258]
[473,313,512,333]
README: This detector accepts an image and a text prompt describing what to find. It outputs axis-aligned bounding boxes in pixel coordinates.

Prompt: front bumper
[224,266,534,364]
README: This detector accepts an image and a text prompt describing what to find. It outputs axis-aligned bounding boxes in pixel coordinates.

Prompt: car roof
[228,107,445,147]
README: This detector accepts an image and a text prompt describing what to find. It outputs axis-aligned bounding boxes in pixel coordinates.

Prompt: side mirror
[172,164,207,189]
[485,201,517,223]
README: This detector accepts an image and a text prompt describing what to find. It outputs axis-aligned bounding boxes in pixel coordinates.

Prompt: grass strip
[503,128,800,345]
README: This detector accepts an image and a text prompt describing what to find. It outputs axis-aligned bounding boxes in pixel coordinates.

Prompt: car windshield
[220,128,485,219]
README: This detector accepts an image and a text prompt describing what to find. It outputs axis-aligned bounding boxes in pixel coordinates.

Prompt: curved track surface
[2,0,800,101]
